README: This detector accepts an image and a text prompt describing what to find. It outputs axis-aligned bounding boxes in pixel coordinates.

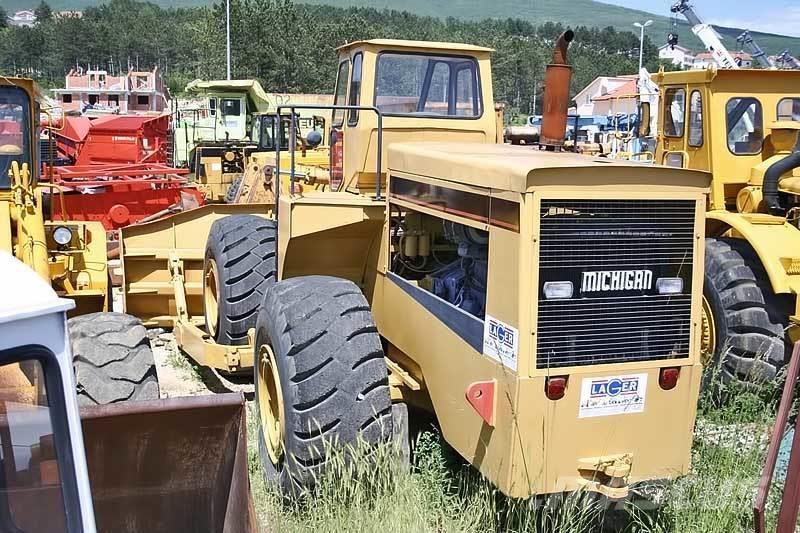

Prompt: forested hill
[3,0,799,54]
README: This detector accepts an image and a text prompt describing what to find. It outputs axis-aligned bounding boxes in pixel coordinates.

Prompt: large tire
[204,215,276,345]
[254,276,393,495]
[704,238,791,386]
[68,312,159,406]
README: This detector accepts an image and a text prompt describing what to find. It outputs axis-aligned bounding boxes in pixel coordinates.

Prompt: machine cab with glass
[0,251,96,532]
[652,67,800,391]
[327,40,498,194]
[0,82,35,190]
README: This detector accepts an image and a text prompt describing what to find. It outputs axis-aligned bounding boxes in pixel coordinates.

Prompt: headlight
[656,277,683,295]
[543,281,573,299]
[53,226,73,246]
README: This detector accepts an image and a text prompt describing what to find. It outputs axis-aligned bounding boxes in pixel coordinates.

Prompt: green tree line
[0,0,666,116]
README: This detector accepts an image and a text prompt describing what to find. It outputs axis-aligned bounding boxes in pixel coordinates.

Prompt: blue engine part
[430,223,488,318]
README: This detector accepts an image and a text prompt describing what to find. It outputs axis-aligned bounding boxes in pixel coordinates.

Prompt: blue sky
[600,0,800,37]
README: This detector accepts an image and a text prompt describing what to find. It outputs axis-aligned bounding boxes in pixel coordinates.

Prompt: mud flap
[80,393,256,533]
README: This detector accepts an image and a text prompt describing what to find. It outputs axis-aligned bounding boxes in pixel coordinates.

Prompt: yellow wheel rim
[204,258,220,338]
[258,343,285,465]
[701,295,716,366]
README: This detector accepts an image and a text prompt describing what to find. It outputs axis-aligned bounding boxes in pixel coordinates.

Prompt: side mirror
[639,102,651,137]
[305,130,323,149]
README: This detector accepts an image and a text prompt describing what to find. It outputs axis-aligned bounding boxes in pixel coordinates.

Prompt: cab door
[659,85,689,168]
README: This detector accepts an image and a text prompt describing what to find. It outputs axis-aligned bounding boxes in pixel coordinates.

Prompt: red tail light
[330,127,344,191]
[659,367,680,390]
[545,376,568,400]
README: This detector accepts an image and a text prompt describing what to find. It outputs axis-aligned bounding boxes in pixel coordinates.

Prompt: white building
[8,10,36,27]
[573,76,637,116]
[658,44,696,69]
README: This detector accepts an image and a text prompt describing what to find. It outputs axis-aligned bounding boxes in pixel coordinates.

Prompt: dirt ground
[148,329,255,399]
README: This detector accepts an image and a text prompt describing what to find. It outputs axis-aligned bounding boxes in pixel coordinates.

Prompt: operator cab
[328,39,497,194]
[0,84,34,189]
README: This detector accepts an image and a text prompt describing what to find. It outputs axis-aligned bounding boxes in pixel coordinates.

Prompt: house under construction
[52,66,168,114]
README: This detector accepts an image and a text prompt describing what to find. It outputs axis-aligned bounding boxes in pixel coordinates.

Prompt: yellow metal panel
[707,210,800,295]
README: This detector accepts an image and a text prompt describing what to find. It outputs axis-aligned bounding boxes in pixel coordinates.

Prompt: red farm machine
[43,114,204,233]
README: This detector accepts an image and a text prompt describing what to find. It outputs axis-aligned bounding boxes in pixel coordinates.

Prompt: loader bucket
[79,393,256,533]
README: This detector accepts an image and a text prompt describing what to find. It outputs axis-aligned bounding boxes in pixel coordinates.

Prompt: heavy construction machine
[0,77,159,405]
[642,68,800,389]
[121,37,712,499]
[0,251,255,532]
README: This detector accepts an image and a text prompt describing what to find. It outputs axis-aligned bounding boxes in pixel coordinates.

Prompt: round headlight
[53,226,73,246]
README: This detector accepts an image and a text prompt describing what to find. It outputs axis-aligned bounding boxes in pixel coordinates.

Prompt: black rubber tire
[255,275,393,496]
[704,237,791,386]
[204,215,276,345]
[68,312,159,406]
[224,176,243,204]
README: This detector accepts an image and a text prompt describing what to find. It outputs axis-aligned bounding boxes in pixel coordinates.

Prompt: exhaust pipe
[764,138,800,215]
[540,30,575,149]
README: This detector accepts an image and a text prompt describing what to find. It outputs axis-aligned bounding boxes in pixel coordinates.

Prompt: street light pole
[633,19,653,71]
[226,0,231,80]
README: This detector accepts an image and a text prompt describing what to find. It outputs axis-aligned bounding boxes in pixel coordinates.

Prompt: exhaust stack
[540,30,575,149]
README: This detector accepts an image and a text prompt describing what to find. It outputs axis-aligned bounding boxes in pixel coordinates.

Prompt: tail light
[659,367,680,390]
[545,376,568,400]
[330,127,343,191]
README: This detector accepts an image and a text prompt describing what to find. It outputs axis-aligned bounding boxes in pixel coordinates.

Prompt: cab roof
[336,39,493,54]
[0,252,74,324]
[388,142,711,193]
[656,67,800,85]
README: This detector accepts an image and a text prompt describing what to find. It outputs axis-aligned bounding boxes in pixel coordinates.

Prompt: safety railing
[275,104,384,201]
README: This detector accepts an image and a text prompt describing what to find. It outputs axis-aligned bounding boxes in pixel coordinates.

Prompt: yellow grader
[121,38,711,498]
[647,68,800,388]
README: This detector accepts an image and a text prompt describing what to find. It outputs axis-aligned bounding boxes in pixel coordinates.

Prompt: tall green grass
[247,372,787,533]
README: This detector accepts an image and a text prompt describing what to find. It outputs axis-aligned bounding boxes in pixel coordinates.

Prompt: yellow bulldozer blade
[80,393,256,533]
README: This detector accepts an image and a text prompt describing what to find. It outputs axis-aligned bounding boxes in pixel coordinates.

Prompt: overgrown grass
[246,372,789,533]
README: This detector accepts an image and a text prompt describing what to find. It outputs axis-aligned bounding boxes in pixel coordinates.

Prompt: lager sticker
[578,374,648,418]
[483,315,518,371]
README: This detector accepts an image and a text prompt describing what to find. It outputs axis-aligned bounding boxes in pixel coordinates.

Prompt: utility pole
[633,19,653,71]
[226,0,231,80]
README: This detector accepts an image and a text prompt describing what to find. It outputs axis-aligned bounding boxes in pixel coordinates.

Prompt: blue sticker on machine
[579,374,648,418]
[483,315,519,371]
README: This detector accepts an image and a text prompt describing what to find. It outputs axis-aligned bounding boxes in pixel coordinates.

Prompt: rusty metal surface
[754,341,800,533]
[540,30,575,148]
[80,393,257,533]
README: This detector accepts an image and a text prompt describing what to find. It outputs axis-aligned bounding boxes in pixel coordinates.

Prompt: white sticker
[483,315,518,371]
[578,373,648,418]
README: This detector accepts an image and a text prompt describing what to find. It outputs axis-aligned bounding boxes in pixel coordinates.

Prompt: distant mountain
[6,0,799,54]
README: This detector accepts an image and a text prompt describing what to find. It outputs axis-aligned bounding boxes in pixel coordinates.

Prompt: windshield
[374,53,481,118]
[0,87,31,188]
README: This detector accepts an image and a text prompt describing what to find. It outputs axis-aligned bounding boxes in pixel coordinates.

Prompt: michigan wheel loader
[121,38,712,499]
[645,68,800,389]
[0,251,255,532]
[0,77,159,405]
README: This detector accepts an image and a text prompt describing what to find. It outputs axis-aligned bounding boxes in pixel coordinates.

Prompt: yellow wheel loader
[647,68,800,388]
[121,38,712,499]
[0,78,159,405]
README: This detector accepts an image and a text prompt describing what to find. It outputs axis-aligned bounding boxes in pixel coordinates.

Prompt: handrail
[275,104,384,201]
[754,341,800,533]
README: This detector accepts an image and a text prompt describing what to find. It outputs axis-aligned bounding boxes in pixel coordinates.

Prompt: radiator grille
[536,199,695,369]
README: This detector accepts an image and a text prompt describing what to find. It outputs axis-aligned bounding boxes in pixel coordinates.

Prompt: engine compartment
[389,206,488,319]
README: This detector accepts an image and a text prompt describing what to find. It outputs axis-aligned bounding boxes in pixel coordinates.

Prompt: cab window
[726,97,763,155]
[663,88,686,137]
[374,53,482,118]
[0,349,77,531]
[347,53,363,125]
[688,90,703,147]
[777,98,800,121]
[332,60,350,127]
[0,87,31,189]
[220,98,241,116]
